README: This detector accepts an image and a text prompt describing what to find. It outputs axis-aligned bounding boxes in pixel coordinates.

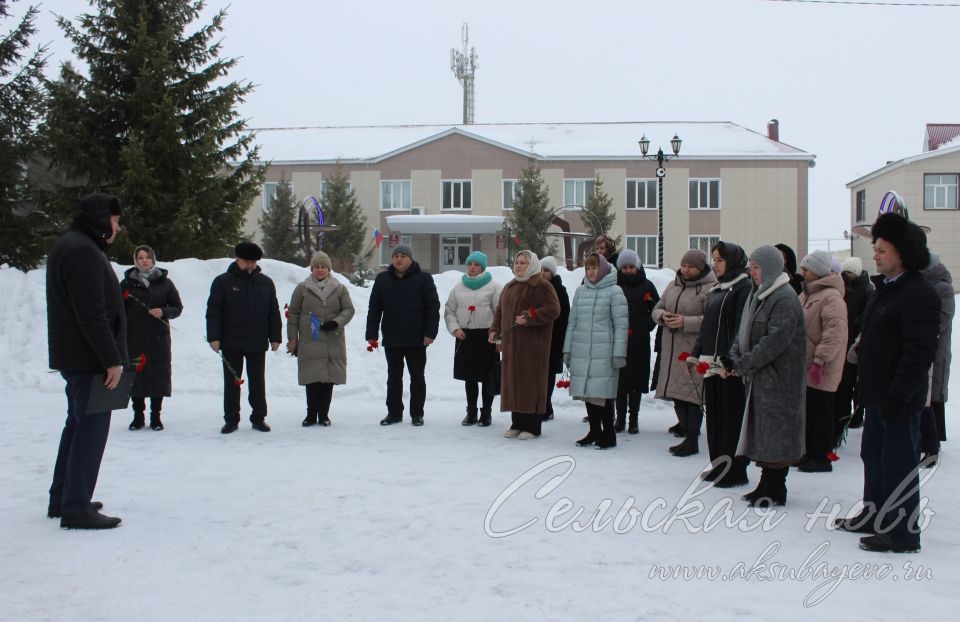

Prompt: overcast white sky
[29,0,960,249]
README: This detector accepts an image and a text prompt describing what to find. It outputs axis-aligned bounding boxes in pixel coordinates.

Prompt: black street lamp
[638,134,681,269]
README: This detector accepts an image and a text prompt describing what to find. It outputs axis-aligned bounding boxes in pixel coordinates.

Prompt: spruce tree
[258,175,301,264]
[582,173,616,240]
[319,163,368,273]
[40,0,264,261]
[507,163,555,259]
[0,1,48,269]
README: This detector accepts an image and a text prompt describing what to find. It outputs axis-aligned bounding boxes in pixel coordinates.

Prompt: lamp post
[638,134,681,269]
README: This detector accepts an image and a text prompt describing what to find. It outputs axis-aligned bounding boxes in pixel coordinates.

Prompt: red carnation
[284,303,290,319]
[696,361,711,375]
[528,307,538,318]
[122,290,130,300]
[134,353,148,372]
[827,451,839,462]
[643,292,652,302]
[627,328,634,337]
[235,378,245,386]
[468,305,476,312]
[677,352,691,362]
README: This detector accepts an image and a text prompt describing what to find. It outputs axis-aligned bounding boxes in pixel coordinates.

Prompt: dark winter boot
[742,469,770,504]
[596,407,617,449]
[668,423,683,437]
[462,406,478,426]
[129,410,145,431]
[614,409,626,434]
[627,411,639,435]
[477,407,492,427]
[302,412,318,427]
[577,409,602,447]
[749,467,788,508]
[671,433,699,457]
[149,412,164,431]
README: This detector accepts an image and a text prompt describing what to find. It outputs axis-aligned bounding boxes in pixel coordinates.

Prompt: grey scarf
[136,266,160,288]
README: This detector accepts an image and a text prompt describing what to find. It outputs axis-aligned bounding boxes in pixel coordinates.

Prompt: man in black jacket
[206,242,282,433]
[835,212,940,553]
[365,244,440,426]
[46,193,126,529]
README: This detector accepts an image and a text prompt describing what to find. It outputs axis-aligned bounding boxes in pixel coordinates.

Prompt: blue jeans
[861,407,922,545]
[49,372,112,515]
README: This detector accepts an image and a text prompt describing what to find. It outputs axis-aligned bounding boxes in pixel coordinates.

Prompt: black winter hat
[75,193,122,242]
[871,212,930,272]
[234,241,263,261]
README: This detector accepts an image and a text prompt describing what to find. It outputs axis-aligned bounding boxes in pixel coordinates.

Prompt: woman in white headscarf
[489,250,561,439]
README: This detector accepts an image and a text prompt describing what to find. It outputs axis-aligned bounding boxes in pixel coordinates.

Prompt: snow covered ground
[1,259,957,621]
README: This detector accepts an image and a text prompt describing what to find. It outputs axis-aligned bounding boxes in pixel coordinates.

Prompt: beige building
[245,121,814,273]
[846,124,960,290]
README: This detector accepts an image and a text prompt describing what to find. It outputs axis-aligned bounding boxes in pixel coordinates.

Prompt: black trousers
[545,373,557,416]
[465,379,493,412]
[306,382,334,419]
[49,372,112,515]
[510,412,542,435]
[132,396,164,415]
[385,346,427,419]
[805,387,835,460]
[222,350,267,424]
[704,376,749,478]
[919,401,946,453]
[861,407,922,545]
[616,388,642,417]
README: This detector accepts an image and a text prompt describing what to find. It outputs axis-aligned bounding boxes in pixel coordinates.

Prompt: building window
[381,180,411,211]
[442,180,472,210]
[380,234,412,265]
[441,236,473,267]
[689,179,721,210]
[563,178,595,208]
[262,182,279,213]
[502,179,520,211]
[625,235,658,267]
[689,235,721,257]
[924,174,958,210]
[626,179,657,210]
[855,190,867,222]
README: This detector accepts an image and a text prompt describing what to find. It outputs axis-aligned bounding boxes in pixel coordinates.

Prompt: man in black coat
[366,244,440,426]
[46,193,126,529]
[206,242,282,433]
[836,212,940,553]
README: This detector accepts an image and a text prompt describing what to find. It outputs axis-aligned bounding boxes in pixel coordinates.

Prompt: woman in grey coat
[725,245,806,508]
[287,252,356,426]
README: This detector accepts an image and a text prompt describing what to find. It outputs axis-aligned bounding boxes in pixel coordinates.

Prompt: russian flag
[373,228,384,248]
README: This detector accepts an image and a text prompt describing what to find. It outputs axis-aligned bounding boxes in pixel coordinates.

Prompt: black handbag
[489,357,502,396]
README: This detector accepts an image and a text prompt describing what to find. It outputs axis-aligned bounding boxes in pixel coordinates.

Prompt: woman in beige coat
[652,249,717,456]
[287,252,356,426]
[797,250,847,472]
[489,250,561,439]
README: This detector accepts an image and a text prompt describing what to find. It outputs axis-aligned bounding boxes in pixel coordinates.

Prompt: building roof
[923,123,960,152]
[250,122,815,164]
[386,214,505,234]
[846,141,960,189]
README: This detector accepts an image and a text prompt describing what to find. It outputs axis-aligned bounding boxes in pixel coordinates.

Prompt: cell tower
[450,23,477,125]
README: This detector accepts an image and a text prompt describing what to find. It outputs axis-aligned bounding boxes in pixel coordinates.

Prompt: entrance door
[441,236,472,271]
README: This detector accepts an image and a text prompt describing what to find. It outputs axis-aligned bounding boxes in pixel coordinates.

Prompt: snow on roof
[846,140,960,189]
[924,123,960,152]
[250,122,814,164]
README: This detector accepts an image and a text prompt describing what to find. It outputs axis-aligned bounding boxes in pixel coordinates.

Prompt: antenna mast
[450,23,477,125]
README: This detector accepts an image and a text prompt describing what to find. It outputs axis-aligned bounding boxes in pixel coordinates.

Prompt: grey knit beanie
[392,244,414,260]
[799,250,833,278]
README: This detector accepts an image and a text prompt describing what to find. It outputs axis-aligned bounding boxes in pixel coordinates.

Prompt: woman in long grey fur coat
[725,245,805,508]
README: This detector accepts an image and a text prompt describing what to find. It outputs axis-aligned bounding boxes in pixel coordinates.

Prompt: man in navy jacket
[365,244,440,426]
[837,212,940,553]
[206,242,282,433]
[46,193,126,529]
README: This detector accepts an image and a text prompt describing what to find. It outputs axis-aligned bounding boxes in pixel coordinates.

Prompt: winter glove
[719,355,736,373]
[612,357,627,369]
[808,362,824,385]
[562,352,571,367]
[881,397,906,421]
[321,320,339,331]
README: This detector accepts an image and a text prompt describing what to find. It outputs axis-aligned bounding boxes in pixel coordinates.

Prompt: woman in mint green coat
[562,253,629,449]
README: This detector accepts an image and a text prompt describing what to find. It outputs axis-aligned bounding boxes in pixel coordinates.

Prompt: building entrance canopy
[386,214,505,234]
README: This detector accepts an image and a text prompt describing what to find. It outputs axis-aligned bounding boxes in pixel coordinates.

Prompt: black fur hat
[871,212,930,271]
[234,241,263,261]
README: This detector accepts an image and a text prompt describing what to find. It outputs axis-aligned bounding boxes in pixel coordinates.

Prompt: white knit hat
[840,256,862,276]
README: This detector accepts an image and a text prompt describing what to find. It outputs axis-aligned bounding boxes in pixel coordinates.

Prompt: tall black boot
[303,384,319,426]
[742,468,769,503]
[478,407,492,427]
[749,467,788,508]
[671,432,699,457]
[669,407,690,452]
[462,405,478,426]
[149,397,163,431]
[596,403,617,449]
[129,398,145,430]
[614,395,626,433]
[628,411,639,435]
[577,406,602,447]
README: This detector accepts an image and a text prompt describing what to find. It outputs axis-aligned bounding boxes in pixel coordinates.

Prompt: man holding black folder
[46,193,127,530]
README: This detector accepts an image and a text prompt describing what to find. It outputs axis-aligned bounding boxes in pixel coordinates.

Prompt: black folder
[85,370,137,414]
